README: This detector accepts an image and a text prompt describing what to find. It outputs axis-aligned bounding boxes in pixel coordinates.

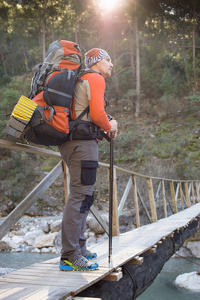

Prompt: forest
[1,0,200,210]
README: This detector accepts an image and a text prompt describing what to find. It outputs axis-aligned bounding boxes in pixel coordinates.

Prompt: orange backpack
[6,41,101,145]
[25,40,83,146]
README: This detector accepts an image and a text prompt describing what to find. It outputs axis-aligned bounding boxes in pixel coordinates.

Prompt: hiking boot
[59,256,99,271]
[83,249,97,260]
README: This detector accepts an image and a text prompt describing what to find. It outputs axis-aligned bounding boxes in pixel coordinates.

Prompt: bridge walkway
[0,203,200,300]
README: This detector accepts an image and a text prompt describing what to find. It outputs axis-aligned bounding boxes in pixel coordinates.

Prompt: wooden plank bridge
[0,139,200,299]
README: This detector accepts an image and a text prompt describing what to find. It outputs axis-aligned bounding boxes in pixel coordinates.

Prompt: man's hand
[109,119,118,139]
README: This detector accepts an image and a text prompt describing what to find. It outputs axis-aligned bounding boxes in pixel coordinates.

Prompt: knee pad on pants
[80,194,94,214]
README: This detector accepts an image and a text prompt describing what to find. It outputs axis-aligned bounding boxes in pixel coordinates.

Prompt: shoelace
[83,250,94,257]
[73,256,90,268]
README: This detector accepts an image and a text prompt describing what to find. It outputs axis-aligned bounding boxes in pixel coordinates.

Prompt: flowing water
[137,256,200,300]
[0,253,200,299]
[0,252,59,276]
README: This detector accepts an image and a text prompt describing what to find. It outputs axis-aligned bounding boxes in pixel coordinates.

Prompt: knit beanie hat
[85,48,110,69]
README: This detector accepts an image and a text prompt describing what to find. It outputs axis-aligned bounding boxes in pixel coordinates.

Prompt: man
[59,48,118,271]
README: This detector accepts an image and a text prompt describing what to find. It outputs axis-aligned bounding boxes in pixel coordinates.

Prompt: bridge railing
[94,162,200,235]
[0,139,200,240]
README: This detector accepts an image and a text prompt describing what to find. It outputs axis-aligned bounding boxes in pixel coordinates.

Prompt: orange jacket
[71,72,111,132]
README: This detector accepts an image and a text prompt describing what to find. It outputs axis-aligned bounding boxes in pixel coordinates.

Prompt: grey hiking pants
[59,139,98,261]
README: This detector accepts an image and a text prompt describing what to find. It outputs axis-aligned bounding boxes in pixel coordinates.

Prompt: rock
[40,220,50,233]
[88,232,95,238]
[186,241,200,258]
[33,232,58,248]
[86,236,97,247]
[50,220,62,233]
[86,215,93,226]
[89,215,108,234]
[41,247,51,253]
[24,229,44,246]
[0,203,8,217]
[0,237,17,251]
[175,271,200,292]
[12,236,24,244]
[55,230,62,248]
[51,247,57,254]
[33,248,40,253]
[119,211,134,226]
[25,206,42,217]
[175,246,193,257]
[96,233,108,243]
[42,195,58,208]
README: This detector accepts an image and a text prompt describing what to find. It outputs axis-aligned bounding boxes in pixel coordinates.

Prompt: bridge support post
[161,180,167,217]
[179,181,184,210]
[132,175,140,227]
[170,181,178,213]
[195,181,200,202]
[146,178,157,222]
[184,182,191,207]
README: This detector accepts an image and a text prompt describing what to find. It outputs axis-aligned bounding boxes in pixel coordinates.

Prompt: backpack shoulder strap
[76,105,89,120]
[77,69,100,82]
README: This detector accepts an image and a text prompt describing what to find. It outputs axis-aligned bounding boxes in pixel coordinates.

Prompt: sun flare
[98,0,120,11]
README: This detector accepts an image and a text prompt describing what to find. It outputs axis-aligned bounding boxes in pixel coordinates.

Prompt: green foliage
[157,94,183,120]
[0,76,31,138]
[0,151,39,204]
[159,67,177,96]
[188,93,200,103]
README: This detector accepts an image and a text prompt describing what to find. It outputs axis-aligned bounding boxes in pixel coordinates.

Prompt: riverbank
[1,215,199,258]
[0,214,112,255]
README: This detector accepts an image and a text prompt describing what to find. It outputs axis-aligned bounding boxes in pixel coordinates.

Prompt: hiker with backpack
[6,41,117,271]
[59,48,118,271]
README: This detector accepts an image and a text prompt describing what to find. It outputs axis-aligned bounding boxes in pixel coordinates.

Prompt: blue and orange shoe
[83,250,97,260]
[59,256,99,271]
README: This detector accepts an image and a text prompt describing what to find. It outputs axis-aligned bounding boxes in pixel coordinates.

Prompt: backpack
[6,40,87,146]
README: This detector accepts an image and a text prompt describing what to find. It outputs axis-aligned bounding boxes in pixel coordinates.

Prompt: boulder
[89,215,108,234]
[175,271,200,292]
[40,220,50,233]
[55,230,62,248]
[12,236,24,245]
[50,220,62,233]
[33,232,58,248]
[186,241,200,258]
[24,229,44,246]
[86,236,97,247]
[0,237,17,251]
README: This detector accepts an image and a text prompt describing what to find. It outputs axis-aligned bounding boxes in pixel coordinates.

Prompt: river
[0,253,200,299]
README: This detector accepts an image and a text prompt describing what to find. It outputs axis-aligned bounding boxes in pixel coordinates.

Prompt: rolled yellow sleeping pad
[6,95,37,138]
[12,95,37,121]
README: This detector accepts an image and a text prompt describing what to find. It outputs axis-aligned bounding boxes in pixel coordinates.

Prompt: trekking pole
[108,133,114,264]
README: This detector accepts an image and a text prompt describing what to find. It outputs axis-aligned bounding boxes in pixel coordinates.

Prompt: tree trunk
[0,47,7,76]
[42,1,48,61]
[51,0,55,42]
[42,22,46,61]
[22,37,28,74]
[193,0,197,92]
[113,47,120,101]
[130,37,135,87]
[74,14,78,43]
[135,4,141,118]
[181,19,189,84]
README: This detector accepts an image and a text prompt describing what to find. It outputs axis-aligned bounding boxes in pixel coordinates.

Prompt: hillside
[101,95,200,180]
